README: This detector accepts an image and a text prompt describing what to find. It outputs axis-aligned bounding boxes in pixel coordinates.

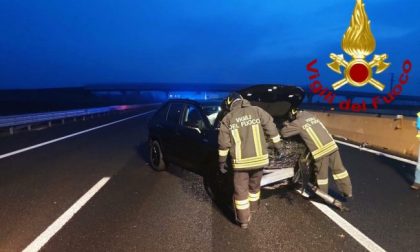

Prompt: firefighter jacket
[280,111,338,160]
[218,99,281,170]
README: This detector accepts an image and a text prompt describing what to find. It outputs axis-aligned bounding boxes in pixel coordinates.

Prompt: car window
[167,103,184,125]
[183,105,205,130]
[202,105,220,127]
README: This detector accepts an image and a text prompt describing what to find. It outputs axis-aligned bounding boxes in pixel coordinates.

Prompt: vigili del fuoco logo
[306,0,412,112]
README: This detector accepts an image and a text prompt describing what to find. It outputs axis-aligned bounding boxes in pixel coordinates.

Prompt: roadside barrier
[415,112,420,185]
[0,103,160,135]
[312,111,419,160]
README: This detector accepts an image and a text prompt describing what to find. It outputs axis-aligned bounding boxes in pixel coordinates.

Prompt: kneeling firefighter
[218,93,282,229]
[280,109,352,198]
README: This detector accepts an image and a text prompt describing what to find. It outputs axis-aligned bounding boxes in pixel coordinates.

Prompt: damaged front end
[238,85,347,211]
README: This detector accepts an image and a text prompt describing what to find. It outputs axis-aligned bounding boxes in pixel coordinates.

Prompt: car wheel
[149,140,167,171]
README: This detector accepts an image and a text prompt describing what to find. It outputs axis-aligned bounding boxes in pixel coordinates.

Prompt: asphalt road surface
[0,108,419,252]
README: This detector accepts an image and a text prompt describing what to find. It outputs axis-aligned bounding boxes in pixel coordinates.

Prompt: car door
[178,104,211,170]
[149,102,170,141]
[162,102,186,163]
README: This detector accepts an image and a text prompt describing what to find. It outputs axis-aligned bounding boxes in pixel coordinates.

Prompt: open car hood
[237,84,305,119]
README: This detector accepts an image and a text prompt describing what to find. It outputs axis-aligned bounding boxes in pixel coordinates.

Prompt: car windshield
[202,105,221,127]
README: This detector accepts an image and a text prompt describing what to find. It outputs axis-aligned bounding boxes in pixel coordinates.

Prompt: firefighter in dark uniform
[218,93,282,229]
[280,109,352,198]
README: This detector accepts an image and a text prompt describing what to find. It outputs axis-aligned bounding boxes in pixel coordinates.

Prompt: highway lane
[40,152,363,251]
[0,108,155,251]
[0,109,418,251]
[334,145,420,252]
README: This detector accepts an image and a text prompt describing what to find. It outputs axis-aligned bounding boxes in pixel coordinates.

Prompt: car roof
[165,84,305,118]
[166,99,221,107]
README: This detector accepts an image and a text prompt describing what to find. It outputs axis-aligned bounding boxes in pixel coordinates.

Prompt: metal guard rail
[0,104,153,128]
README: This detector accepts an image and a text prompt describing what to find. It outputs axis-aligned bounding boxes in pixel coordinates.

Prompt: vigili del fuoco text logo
[306,0,412,112]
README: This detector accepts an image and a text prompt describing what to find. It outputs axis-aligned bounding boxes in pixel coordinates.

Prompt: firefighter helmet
[288,108,298,121]
[224,92,243,111]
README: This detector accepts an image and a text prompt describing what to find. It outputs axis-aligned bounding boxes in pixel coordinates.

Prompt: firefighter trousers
[233,169,263,224]
[314,151,352,196]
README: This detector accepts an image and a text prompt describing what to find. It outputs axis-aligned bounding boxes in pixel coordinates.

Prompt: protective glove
[273,139,282,156]
[273,147,283,159]
[219,162,228,174]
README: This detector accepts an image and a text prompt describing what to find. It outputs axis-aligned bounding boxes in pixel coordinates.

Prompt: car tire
[149,140,167,171]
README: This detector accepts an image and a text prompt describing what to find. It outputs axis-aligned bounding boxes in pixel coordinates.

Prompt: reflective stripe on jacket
[218,99,281,170]
[280,111,338,160]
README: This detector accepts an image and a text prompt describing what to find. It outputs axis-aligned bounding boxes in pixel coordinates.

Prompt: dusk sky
[0,0,419,94]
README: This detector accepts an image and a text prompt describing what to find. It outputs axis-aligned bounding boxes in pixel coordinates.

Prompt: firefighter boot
[234,198,251,228]
[250,200,260,213]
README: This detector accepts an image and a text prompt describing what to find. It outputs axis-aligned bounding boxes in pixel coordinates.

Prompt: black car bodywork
[147,85,346,210]
[148,85,305,173]
[148,99,220,173]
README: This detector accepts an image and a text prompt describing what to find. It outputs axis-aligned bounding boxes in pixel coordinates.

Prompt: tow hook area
[306,183,350,212]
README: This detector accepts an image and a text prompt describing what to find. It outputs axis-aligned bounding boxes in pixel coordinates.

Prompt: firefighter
[218,93,282,229]
[280,109,352,198]
[411,112,420,190]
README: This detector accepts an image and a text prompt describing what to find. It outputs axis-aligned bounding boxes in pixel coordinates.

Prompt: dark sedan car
[147,85,347,210]
[148,84,306,174]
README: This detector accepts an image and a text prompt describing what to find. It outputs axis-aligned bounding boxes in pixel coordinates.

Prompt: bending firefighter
[218,93,282,229]
[280,109,352,198]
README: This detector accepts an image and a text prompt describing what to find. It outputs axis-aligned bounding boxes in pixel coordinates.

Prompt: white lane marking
[310,201,386,252]
[335,140,417,166]
[23,177,111,252]
[0,110,155,160]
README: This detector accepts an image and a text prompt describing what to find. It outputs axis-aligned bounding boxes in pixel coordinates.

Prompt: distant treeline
[0,88,165,115]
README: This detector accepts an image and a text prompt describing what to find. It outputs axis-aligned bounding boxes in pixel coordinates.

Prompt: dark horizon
[1,0,419,95]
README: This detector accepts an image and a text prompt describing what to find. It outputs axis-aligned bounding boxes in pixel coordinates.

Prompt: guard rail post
[414,112,420,188]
